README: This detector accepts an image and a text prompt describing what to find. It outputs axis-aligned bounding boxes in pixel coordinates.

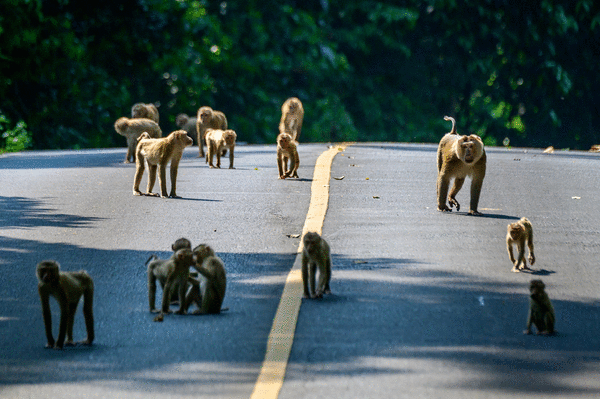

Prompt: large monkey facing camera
[301,232,332,299]
[36,261,94,349]
[436,116,486,215]
[196,106,228,158]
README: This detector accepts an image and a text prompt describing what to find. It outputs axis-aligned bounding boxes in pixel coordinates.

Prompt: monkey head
[193,244,215,264]
[114,117,129,134]
[36,261,60,284]
[173,130,194,147]
[529,279,546,300]
[174,248,194,265]
[457,134,484,164]
[175,114,190,127]
[198,107,214,124]
[277,132,293,147]
[224,130,237,146]
[508,222,525,240]
[172,237,192,252]
[303,232,322,255]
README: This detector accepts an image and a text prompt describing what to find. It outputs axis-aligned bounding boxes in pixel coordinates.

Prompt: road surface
[1,142,599,398]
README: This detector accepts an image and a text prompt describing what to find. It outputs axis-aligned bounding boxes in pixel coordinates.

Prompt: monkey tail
[443,116,457,134]
[145,254,158,266]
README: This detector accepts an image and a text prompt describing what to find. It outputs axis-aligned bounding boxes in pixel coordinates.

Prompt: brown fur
[205,129,237,169]
[279,97,304,141]
[436,116,486,215]
[131,103,159,124]
[276,132,299,179]
[133,130,193,198]
[196,106,228,157]
[36,261,94,349]
[175,113,198,144]
[524,279,555,335]
[507,217,536,272]
[146,238,192,312]
[301,232,332,299]
[185,254,227,314]
[114,117,162,163]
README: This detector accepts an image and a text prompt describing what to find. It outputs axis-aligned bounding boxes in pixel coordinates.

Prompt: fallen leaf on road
[354,260,368,264]
[572,196,581,200]
[543,146,555,153]
[286,233,301,238]
[333,176,345,180]
[365,177,370,180]
[373,196,380,199]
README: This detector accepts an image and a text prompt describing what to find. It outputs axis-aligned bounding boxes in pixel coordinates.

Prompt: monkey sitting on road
[185,254,227,314]
[436,115,486,215]
[301,232,332,299]
[524,279,555,336]
[36,260,94,349]
[506,217,535,272]
[146,238,192,312]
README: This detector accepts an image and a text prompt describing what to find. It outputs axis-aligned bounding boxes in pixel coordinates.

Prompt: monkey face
[529,280,546,300]
[37,262,60,284]
[175,114,188,127]
[199,107,214,123]
[509,224,524,240]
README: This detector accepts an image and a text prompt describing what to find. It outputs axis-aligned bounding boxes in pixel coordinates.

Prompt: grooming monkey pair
[147,238,227,322]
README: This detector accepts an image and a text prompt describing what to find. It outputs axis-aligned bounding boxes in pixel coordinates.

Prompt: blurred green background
[1,0,598,152]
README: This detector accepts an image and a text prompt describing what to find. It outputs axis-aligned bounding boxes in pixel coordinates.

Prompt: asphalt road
[1,142,599,398]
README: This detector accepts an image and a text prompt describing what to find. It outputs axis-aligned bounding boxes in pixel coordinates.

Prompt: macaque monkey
[301,232,332,299]
[131,102,159,124]
[133,130,193,198]
[276,132,299,179]
[146,238,192,312]
[114,117,162,163]
[436,116,486,215]
[279,97,304,141]
[183,244,217,311]
[175,113,198,144]
[159,248,195,315]
[506,217,536,272]
[36,261,94,349]
[524,279,555,335]
[185,255,227,314]
[196,106,228,157]
[205,128,236,169]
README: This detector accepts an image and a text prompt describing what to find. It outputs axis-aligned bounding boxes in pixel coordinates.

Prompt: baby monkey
[524,279,555,335]
[506,217,535,272]
[301,232,332,299]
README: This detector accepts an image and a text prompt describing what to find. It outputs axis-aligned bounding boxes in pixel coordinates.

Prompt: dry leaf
[572,196,581,200]
[373,196,380,199]
[543,146,555,153]
[286,233,301,238]
[333,176,345,180]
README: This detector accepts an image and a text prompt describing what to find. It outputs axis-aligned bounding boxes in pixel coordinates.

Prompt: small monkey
[160,248,195,315]
[436,115,486,215]
[114,117,162,163]
[301,232,332,299]
[175,113,198,144]
[276,132,299,179]
[205,128,237,169]
[196,106,228,157]
[279,97,304,141]
[36,261,94,349]
[524,279,555,335]
[131,102,159,124]
[133,130,193,198]
[506,217,535,272]
[146,238,192,312]
[186,255,227,314]
[183,244,217,312]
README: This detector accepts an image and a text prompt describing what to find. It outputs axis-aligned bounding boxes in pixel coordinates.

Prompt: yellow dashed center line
[250,143,352,399]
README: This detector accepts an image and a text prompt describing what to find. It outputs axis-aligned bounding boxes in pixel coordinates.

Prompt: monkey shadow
[283,177,313,183]
[460,212,521,220]
[519,268,556,276]
[0,195,105,229]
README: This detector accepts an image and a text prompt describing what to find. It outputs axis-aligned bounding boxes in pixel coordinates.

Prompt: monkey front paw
[523,329,532,335]
[146,192,160,197]
[64,340,76,347]
[437,205,452,212]
[79,339,93,346]
[133,191,143,196]
[45,342,55,349]
[511,267,521,273]
[448,198,460,211]
[468,210,482,216]
[153,314,164,322]
[529,256,536,265]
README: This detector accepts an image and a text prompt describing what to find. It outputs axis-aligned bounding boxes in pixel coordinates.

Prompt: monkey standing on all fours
[436,115,487,215]
[36,260,95,349]
[301,232,332,299]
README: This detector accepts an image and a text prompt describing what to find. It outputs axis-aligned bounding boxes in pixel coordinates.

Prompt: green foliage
[0,0,598,150]
[0,111,32,153]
